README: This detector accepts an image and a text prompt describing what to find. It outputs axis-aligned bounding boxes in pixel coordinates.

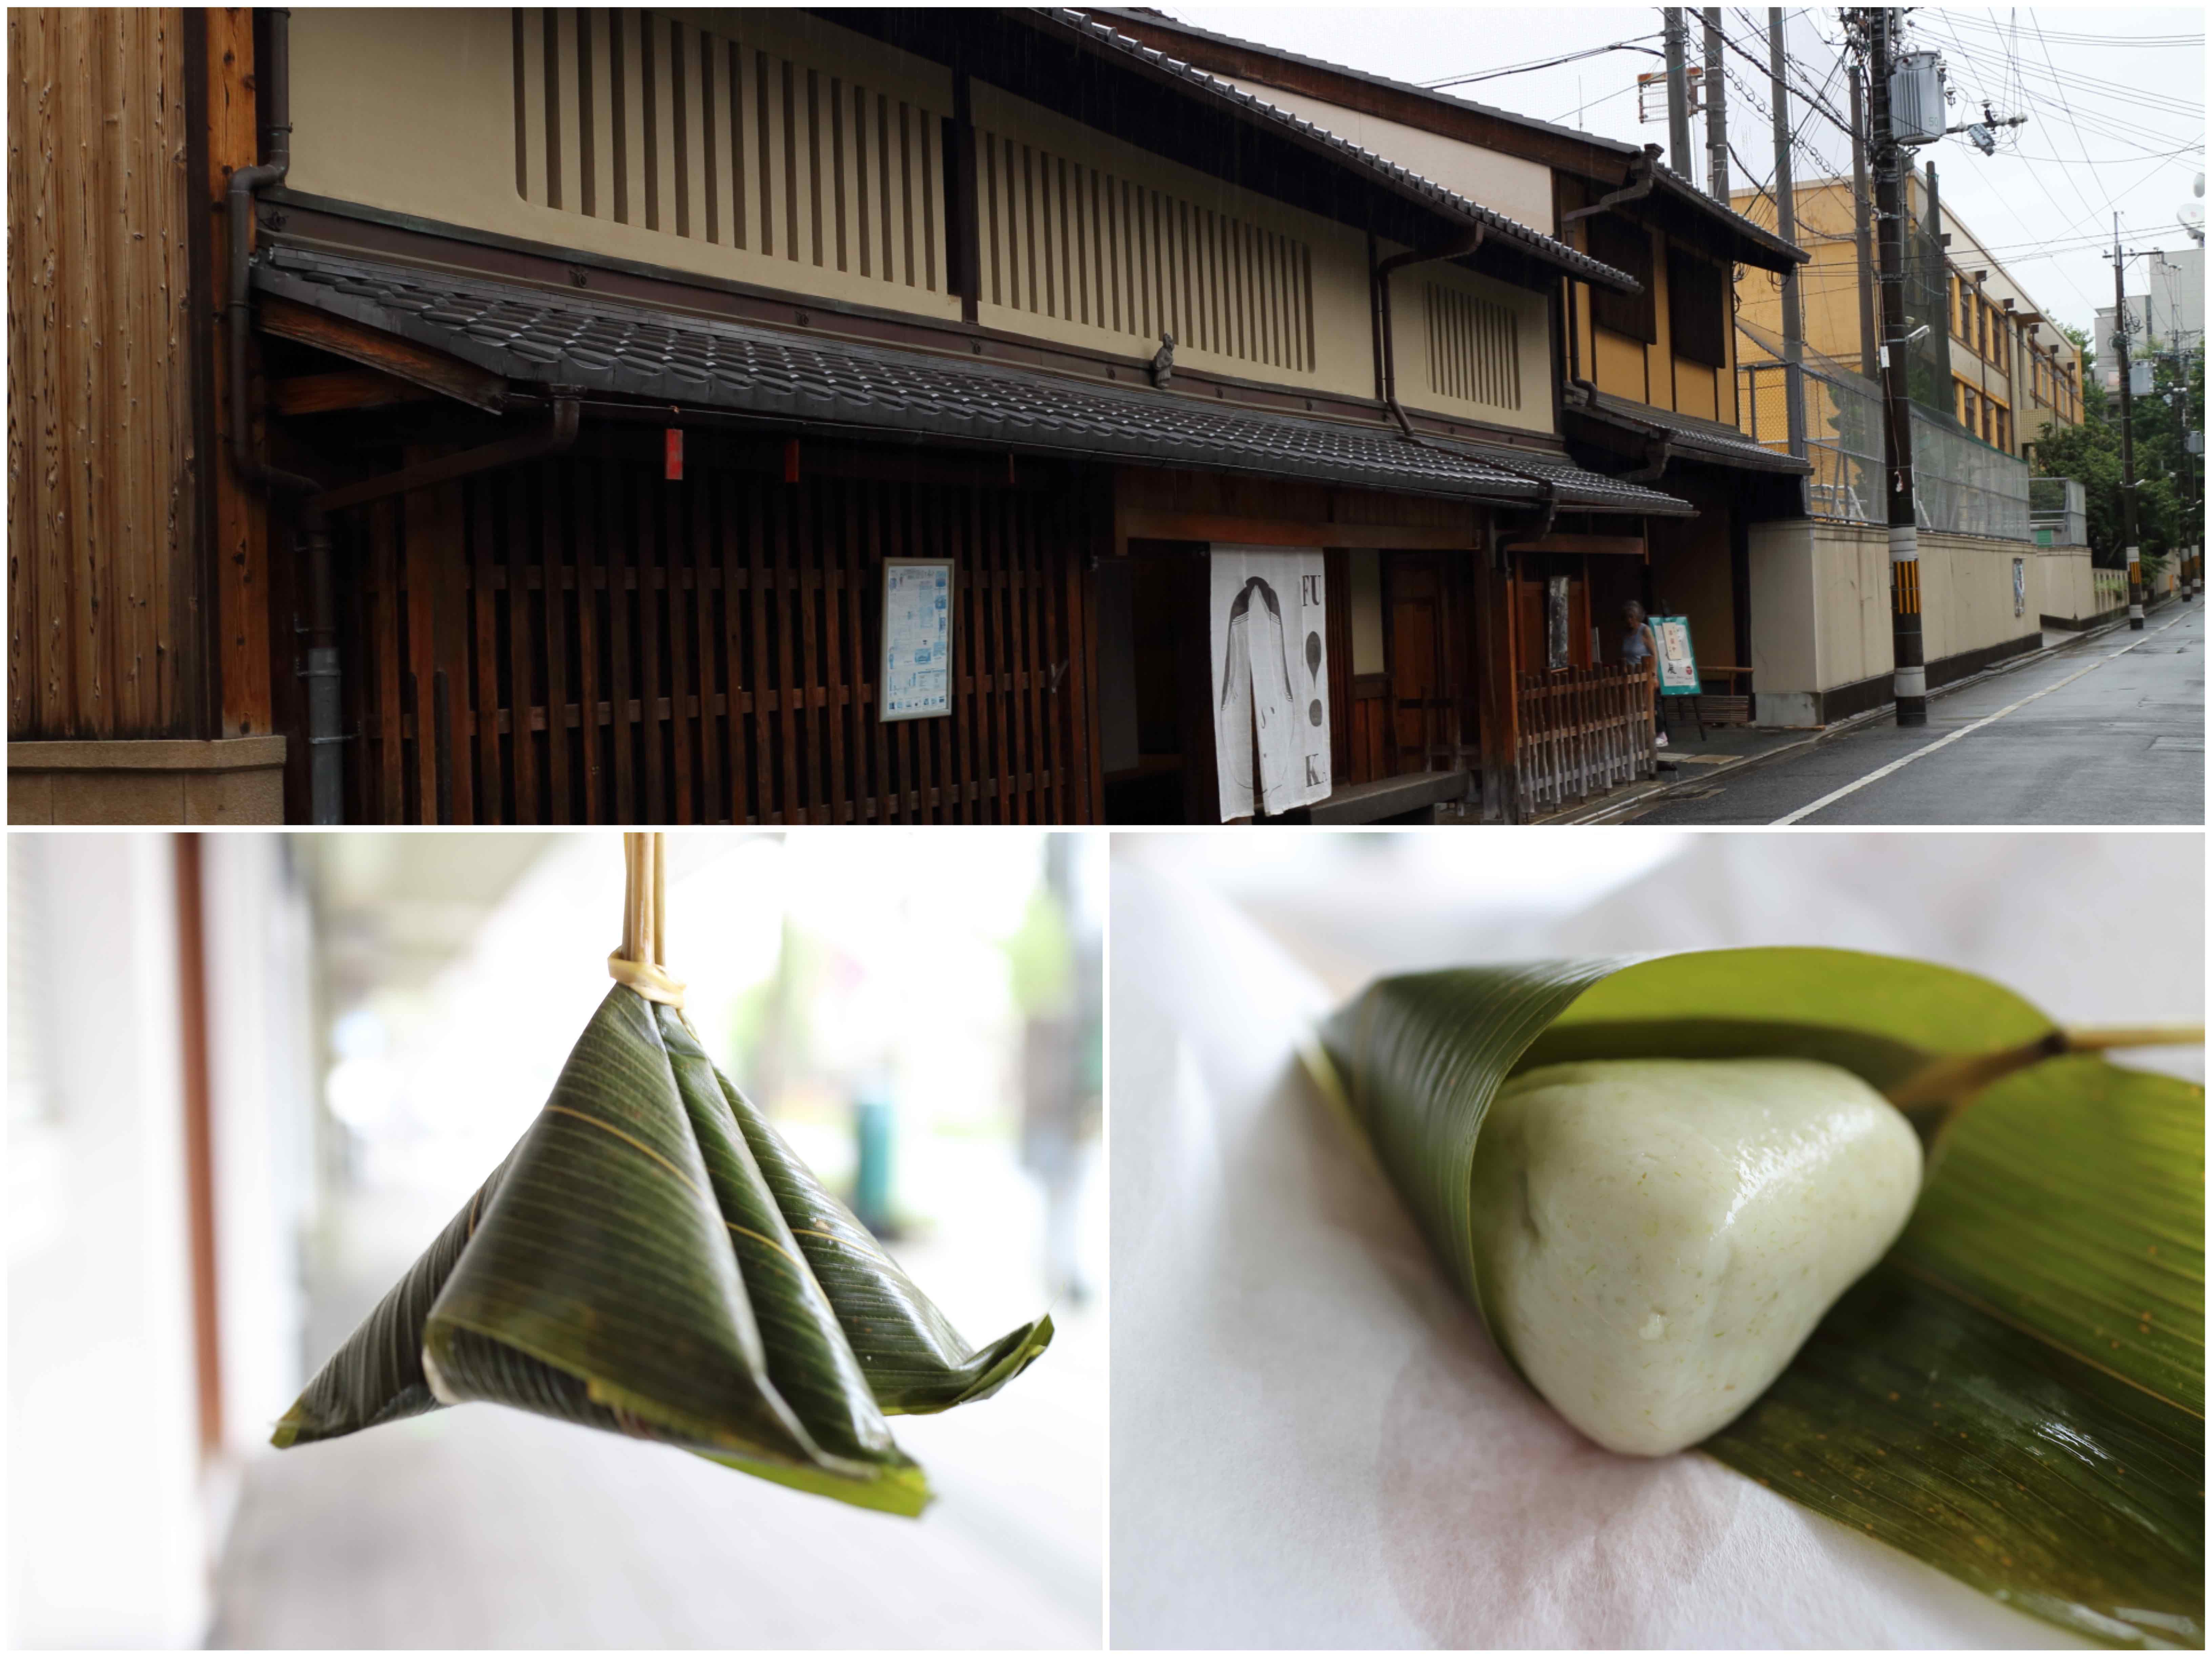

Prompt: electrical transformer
[1889,51,1947,147]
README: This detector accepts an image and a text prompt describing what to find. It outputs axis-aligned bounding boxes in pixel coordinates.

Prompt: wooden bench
[1677,664,1753,729]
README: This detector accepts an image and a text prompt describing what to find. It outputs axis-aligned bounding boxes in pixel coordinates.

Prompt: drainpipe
[1558,149,1658,410]
[1561,145,1660,226]
[1371,226,1563,551]
[220,8,345,818]
[1372,226,1485,440]
[224,9,308,501]
[220,8,581,823]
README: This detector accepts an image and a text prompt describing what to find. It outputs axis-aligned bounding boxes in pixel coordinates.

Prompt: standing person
[1621,601,1667,750]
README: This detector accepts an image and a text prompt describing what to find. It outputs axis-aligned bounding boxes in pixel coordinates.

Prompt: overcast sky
[1163,5,2204,344]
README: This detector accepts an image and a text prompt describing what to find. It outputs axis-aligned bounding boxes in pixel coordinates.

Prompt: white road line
[1769,609,2195,826]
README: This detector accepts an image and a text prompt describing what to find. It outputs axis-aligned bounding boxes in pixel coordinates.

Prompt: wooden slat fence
[1514,662,1655,817]
[335,453,1091,824]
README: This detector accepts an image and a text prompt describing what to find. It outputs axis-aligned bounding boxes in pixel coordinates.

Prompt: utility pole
[1702,8,1728,200]
[1867,8,1928,724]
[1849,64,1879,380]
[1768,8,1806,467]
[2114,216,2145,629]
[1663,9,1695,177]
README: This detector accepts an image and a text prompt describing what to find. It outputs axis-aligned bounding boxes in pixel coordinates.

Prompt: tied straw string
[609,832,689,1012]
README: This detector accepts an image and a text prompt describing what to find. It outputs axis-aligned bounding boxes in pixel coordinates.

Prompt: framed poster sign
[1651,614,1701,695]
[1208,545,1331,822]
[880,558,954,722]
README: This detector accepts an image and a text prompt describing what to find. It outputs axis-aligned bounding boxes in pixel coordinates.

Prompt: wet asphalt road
[1635,604,2205,826]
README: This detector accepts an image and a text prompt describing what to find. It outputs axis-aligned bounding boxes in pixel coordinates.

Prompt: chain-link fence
[1739,338,1882,523]
[2030,477,2089,548]
[1737,316,2029,541]
[1910,410,2031,539]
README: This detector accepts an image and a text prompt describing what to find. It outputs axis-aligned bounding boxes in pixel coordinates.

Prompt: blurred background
[1118,830,2205,1076]
[7,829,1103,1649]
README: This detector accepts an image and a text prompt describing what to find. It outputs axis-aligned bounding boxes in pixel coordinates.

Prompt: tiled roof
[1578,389,1813,476]
[1436,440,1697,513]
[253,248,1693,515]
[1033,9,1645,295]
[1081,7,1808,269]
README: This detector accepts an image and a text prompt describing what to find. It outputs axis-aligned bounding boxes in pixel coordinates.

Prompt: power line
[1707,7,1853,136]
[1918,11,2199,150]
[1940,14,2205,52]
[1905,6,2199,318]
[1547,78,1642,124]
[1423,35,1664,91]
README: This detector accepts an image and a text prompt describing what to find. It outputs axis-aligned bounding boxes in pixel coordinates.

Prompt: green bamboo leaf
[1313,947,2204,1647]
[703,1030,1053,1414]
[273,986,1049,1518]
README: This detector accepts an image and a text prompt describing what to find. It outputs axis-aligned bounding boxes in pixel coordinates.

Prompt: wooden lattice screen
[334,449,1092,824]
[1513,662,1656,818]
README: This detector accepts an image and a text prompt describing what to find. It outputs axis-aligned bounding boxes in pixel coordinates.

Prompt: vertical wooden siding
[8,7,204,739]
[339,454,1093,824]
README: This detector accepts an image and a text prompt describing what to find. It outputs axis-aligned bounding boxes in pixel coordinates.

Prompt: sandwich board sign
[1652,614,1701,696]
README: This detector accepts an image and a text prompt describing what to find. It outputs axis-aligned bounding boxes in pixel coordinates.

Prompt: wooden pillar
[173,833,223,1458]
[1471,522,1521,822]
[205,6,272,740]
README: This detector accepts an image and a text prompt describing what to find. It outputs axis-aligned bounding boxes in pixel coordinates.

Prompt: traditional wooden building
[1090,8,1813,786]
[13,7,1766,824]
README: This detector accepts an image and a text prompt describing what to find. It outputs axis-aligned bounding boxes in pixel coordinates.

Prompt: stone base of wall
[8,737,287,824]
[1771,631,2044,727]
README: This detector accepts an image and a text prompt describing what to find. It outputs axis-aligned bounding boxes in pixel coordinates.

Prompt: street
[1636,606,2205,826]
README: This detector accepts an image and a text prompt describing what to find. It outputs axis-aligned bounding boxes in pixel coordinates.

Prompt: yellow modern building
[1717,167,2109,727]
[1730,169,2083,465]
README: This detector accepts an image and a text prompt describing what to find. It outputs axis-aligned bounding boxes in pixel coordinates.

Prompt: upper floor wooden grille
[978,129,1316,374]
[513,9,946,296]
[1422,283,1521,411]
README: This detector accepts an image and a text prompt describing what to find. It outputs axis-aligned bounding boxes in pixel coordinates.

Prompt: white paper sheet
[1209,547,1330,820]
[882,560,952,721]
[1109,831,2202,1648]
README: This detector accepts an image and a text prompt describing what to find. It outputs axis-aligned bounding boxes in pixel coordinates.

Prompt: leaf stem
[1887,1024,2205,1134]
[2056,1023,2207,1053]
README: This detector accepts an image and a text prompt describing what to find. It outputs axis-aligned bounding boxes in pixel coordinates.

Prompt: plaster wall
[1749,520,2045,723]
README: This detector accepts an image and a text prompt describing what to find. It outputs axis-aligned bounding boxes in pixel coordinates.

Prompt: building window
[512,11,950,298]
[1586,215,1656,343]
[980,131,1318,372]
[1665,245,1726,366]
